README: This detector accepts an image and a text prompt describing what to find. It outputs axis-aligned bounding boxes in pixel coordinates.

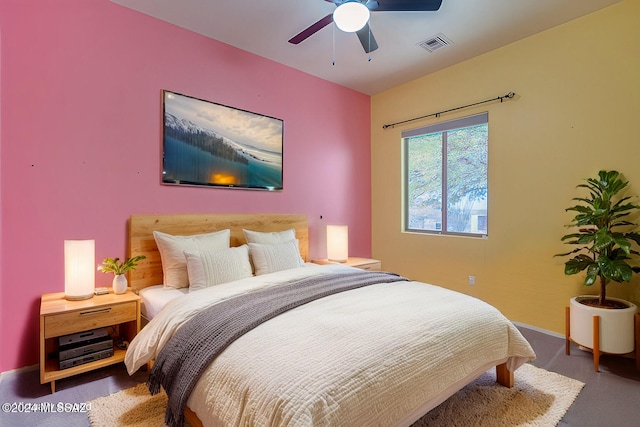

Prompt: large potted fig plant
[556,170,640,355]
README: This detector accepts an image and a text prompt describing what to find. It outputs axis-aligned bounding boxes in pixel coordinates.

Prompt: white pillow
[243,228,304,266]
[243,228,296,245]
[248,240,305,276]
[153,229,230,289]
[184,245,252,292]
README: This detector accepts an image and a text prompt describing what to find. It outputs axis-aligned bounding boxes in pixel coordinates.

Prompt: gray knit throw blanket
[148,270,409,427]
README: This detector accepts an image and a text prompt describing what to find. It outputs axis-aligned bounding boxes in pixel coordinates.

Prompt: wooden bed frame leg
[184,406,204,427]
[565,306,571,355]
[593,315,600,372]
[496,363,514,388]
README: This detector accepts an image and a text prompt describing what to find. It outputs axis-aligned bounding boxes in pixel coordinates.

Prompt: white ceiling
[110,0,621,95]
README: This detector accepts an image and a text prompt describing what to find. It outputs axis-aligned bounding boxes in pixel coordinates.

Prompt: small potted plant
[98,255,146,294]
[556,170,640,355]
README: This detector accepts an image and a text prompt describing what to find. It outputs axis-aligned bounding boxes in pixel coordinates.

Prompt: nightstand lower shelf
[42,348,127,393]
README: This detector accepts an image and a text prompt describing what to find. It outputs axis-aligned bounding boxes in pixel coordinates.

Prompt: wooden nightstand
[40,290,140,393]
[312,257,381,271]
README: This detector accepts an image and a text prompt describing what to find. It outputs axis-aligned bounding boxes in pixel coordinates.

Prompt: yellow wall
[371,0,640,335]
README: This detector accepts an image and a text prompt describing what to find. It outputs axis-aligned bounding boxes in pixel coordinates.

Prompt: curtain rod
[382,91,516,130]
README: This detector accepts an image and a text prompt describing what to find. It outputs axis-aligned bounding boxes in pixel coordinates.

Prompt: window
[403,112,488,237]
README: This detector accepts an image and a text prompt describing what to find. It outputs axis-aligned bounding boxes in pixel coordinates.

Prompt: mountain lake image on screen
[162,90,283,190]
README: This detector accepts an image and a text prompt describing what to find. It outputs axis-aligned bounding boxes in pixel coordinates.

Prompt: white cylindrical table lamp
[327,225,348,262]
[64,239,95,300]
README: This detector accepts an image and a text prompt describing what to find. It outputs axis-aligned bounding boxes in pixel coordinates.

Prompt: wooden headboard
[128,213,309,292]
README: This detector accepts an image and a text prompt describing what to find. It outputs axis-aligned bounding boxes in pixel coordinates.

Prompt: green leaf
[593,228,613,251]
[584,263,599,286]
[566,205,593,214]
[611,233,632,255]
[554,247,588,257]
[597,255,633,282]
[616,261,634,282]
[564,254,594,275]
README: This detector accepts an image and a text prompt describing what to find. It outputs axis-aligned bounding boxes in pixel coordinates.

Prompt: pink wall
[0,0,371,372]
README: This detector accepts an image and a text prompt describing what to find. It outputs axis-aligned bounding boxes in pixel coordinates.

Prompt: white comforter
[125,264,535,427]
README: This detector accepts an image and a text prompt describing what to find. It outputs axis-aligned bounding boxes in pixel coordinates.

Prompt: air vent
[417,33,453,53]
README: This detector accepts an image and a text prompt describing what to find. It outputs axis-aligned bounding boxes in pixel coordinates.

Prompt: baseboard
[0,364,38,384]
[512,321,564,339]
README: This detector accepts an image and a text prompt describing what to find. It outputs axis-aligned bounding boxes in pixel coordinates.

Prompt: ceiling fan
[288,0,443,53]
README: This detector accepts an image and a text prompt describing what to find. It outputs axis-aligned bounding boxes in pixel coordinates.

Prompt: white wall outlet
[468,275,476,285]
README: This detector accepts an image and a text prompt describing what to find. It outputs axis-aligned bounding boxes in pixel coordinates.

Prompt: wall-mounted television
[162,90,283,190]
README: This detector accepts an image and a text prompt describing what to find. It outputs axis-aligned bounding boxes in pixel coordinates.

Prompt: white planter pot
[569,296,637,354]
[112,274,128,295]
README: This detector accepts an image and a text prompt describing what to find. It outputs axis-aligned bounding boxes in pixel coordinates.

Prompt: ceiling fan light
[333,2,370,33]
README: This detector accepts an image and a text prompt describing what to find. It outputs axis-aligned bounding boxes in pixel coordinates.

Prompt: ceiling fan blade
[288,14,334,45]
[356,23,378,53]
[372,0,442,12]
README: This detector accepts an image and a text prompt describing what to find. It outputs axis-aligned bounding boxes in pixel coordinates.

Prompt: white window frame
[402,112,488,237]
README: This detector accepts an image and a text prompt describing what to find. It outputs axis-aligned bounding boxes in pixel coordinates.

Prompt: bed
[124,213,535,427]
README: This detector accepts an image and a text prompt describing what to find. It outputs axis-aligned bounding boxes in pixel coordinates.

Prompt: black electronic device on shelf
[57,328,114,370]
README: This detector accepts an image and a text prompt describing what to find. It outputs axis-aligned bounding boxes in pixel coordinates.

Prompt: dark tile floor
[0,362,147,427]
[518,325,640,427]
[0,325,638,426]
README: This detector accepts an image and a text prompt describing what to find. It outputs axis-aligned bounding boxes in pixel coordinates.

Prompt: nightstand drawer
[44,301,137,338]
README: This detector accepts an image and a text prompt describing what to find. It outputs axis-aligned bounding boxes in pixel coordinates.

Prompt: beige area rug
[88,383,181,427]
[413,363,584,427]
[88,363,583,427]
